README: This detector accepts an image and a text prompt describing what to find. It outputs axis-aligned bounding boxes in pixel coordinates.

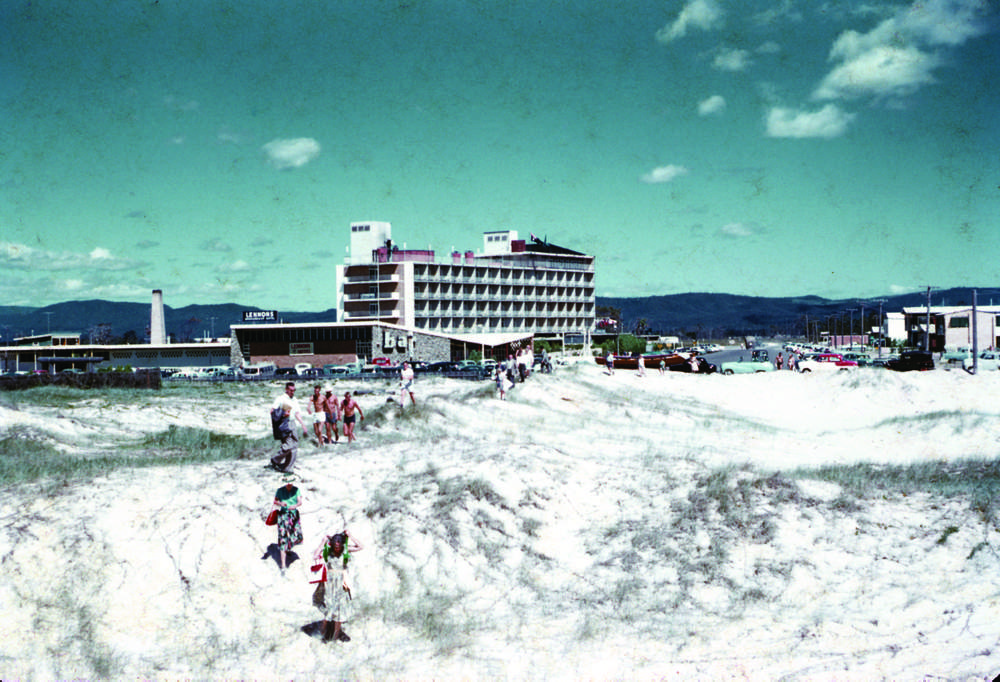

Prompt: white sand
[1,362,998,679]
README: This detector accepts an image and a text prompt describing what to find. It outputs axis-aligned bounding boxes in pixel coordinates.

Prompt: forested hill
[0,300,337,343]
[1,287,998,342]
[596,287,1000,336]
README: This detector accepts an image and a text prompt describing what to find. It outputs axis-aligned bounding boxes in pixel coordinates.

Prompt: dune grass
[0,424,270,486]
[791,457,1000,525]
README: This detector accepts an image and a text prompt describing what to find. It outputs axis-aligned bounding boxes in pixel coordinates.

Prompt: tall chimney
[150,290,166,345]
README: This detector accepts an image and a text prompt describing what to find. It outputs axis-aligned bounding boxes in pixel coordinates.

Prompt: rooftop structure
[336,222,595,341]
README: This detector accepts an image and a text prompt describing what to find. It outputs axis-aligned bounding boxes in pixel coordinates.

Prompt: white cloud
[0,242,134,271]
[756,40,781,54]
[201,238,232,253]
[218,260,251,273]
[655,0,723,43]
[713,48,751,72]
[815,0,987,101]
[814,44,939,100]
[766,104,855,139]
[62,279,85,291]
[262,137,321,169]
[698,95,726,116]
[640,165,689,184]
[719,222,757,238]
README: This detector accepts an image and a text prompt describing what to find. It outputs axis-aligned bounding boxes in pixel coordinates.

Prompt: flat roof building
[335,222,595,343]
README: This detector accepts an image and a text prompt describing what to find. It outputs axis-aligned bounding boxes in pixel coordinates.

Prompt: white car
[797,353,858,373]
[962,351,1000,372]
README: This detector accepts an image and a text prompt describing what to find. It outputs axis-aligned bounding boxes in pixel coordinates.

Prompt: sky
[1,0,998,310]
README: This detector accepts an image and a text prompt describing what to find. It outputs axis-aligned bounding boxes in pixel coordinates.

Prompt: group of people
[269,382,364,472]
[269,473,363,643]
[774,351,798,371]
[494,348,537,399]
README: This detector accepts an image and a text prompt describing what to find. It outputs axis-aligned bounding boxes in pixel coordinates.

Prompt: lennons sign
[243,310,278,322]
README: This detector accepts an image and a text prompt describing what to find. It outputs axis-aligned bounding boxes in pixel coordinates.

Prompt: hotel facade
[335,222,595,343]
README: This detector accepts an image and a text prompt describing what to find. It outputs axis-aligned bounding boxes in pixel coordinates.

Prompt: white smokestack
[150,290,166,345]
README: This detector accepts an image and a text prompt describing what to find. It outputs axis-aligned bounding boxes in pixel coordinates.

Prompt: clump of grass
[138,425,262,461]
[791,458,1000,506]
[0,424,270,486]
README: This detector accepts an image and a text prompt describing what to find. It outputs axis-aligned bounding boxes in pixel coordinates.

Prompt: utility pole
[846,308,857,349]
[43,312,53,334]
[972,290,978,374]
[924,286,933,352]
[873,299,887,358]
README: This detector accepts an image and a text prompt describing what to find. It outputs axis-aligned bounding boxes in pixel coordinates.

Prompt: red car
[371,357,392,367]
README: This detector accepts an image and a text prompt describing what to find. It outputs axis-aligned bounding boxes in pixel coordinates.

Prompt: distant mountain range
[1,288,998,343]
[0,300,337,343]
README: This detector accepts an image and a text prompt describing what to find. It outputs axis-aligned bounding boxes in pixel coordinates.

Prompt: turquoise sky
[1,0,997,310]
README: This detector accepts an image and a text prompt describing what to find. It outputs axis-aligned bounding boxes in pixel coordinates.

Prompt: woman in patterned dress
[273,473,303,575]
[313,530,363,642]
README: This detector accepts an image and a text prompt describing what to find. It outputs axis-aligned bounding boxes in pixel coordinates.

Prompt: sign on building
[243,310,278,322]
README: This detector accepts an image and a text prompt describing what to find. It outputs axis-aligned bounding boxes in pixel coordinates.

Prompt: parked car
[371,357,392,367]
[841,352,871,367]
[942,347,971,366]
[275,367,298,377]
[886,351,935,372]
[422,361,461,373]
[294,362,313,375]
[962,351,1000,373]
[720,349,773,375]
[797,353,858,373]
[669,357,718,374]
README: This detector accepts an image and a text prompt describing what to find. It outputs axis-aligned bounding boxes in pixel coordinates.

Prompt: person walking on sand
[273,473,303,576]
[313,530,363,642]
[323,388,340,443]
[270,382,307,471]
[307,384,326,445]
[606,351,615,375]
[341,391,364,442]
[399,362,415,407]
[635,352,646,377]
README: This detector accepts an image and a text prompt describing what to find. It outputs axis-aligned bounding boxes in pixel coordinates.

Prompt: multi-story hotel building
[335,222,595,342]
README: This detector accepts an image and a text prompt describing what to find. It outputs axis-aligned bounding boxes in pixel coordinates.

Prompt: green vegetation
[790,458,1000,521]
[0,424,269,486]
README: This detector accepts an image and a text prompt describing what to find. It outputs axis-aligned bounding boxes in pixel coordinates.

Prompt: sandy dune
[1,362,998,679]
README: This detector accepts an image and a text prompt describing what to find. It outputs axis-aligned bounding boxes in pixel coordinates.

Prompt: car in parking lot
[720,349,773,375]
[797,353,858,373]
[841,352,872,367]
[886,351,935,372]
[962,351,1000,373]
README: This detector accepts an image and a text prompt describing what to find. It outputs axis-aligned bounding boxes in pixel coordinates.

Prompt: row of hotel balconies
[342,291,594,303]
[415,308,590,318]
[342,272,593,287]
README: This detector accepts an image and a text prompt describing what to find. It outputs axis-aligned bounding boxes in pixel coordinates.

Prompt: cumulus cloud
[719,222,759,238]
[698,95,726,115]
[814,0,987,101]
[201,238,232,253]
[655,0,723,43]
[766,104,855,139]
[713,48,751,72]
[640,165,689,184]
[814,44,939,100]
[217,260,251,273]
[262,137,321,169]
[0,242,134,271]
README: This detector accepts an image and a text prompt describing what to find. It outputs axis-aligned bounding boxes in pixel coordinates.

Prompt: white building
[335,222,595,343]
[902,305,1000,351]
